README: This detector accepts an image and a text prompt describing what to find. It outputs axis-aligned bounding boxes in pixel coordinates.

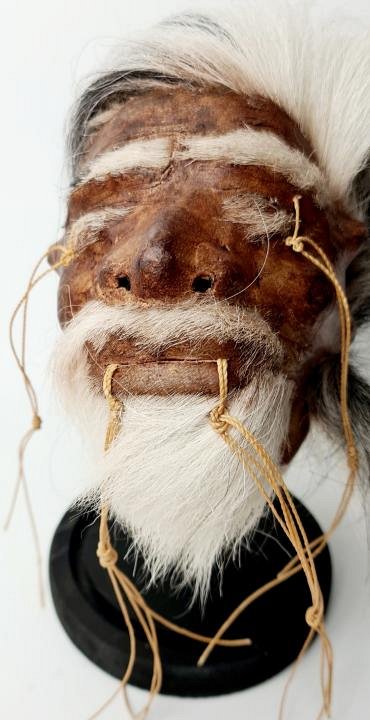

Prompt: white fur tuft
[51,299,293,599]
[76,1,369,215]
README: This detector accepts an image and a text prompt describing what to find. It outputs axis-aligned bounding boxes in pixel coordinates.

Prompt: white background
[1,1,370,719]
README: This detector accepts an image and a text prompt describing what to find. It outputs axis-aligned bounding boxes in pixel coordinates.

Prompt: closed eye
[63,206,133,254]
[222,192,293,244]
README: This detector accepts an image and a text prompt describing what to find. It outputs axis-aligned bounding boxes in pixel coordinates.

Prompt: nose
[96,208,241,304]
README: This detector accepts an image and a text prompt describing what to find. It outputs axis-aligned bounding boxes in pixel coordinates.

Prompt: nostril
[116,275,131,291]
[192,274,214,293]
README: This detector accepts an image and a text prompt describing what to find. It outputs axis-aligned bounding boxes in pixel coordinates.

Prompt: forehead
[81,86,313,169]
[68,85,324,228]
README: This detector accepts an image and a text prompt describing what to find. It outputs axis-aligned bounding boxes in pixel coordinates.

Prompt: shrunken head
[52,3,370,598]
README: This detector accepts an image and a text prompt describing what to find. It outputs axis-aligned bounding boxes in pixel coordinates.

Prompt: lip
[85,337,242,396]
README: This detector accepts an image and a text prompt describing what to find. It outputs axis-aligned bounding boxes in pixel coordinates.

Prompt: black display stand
[49,498,331,697]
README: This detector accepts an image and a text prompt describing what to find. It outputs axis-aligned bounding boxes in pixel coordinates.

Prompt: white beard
[51,300,293,600]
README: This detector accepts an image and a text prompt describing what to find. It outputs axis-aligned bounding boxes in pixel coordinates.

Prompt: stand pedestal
[49,498,331,696]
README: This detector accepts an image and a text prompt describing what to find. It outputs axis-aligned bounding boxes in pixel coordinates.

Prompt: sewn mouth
[85,337,244,396]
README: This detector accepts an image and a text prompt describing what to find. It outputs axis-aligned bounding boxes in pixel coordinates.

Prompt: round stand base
[49,498,331,697]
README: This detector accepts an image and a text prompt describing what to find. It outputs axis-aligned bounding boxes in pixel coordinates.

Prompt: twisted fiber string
[206,196,358,719]
[94,364,252,720]
[101,365,252,648]
[282,196,357,568]
[207,359,332,720]
[212,360,323,598]
[6,241,78,606]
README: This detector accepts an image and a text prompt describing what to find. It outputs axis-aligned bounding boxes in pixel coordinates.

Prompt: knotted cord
[207,358,332,719]
[95,364,252,720]
[203,195,358,719]
[5,241,77,605]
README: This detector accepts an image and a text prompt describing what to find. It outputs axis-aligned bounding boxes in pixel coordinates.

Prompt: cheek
[57,235,115,324]
[242,247,335,347]
[58,267,92,325]
[57,254,100,325]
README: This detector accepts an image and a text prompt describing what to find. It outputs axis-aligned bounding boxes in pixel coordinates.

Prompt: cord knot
[285,235,304,253]
[305,604,322,632]
[347,444,359,473]
[58,247,76,267]
[209,359,229,434]
[48,242,76,269]
[32,414,42,430]
[209,405,228,435]
[97,541,118,569]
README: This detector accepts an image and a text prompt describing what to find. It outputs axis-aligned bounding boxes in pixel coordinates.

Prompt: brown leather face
[57,86,366,460]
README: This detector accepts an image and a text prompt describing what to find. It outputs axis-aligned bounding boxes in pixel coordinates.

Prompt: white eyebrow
[64,206,132,252]
[222,193,294,242]
[82,137,172,182]
[177,128,328,206]
[79,127,327,206]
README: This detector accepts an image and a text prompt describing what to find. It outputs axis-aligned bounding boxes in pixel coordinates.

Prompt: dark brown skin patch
[57,86,367,462]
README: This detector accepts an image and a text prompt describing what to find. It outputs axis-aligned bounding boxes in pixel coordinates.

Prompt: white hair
[70,1,370,218]
[51,300,293,600]
[222,193,293,242]
[81,137,172,182]
[177,129,329,206]
[54,298,284,369]
[80,128,329,207]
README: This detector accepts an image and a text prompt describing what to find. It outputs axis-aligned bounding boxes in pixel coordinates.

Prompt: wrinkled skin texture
[56,86,366,461]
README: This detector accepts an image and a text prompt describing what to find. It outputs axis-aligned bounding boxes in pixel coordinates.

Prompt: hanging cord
[5,241,77,605]
[95,364,252,720]
[282,195,358,563]
[202,195,358,720]
[207,358,332,720]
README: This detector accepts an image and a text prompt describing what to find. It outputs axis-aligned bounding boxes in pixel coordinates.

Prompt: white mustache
[59,298,284,373]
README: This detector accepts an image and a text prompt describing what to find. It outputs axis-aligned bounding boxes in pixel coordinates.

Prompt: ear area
[351,154,370,229]
[339,156,370,329]
[345,243,370,329]
[47,244,64,274]
[327,204,368,253]
[327,151,370,252]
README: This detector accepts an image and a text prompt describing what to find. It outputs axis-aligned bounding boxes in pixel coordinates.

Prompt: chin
[51,299,293,600]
